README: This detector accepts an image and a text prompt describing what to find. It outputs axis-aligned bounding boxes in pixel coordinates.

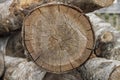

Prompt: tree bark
[0,51,4,78]
[0,37,10,77]
[44,0,114,13]
[10,0,115,13]
[79,58,120,80]
[4,56,46,80]
[0,0,42,35]
[43,71,83,80]
[86,13,120,61]
[0,0,23,36]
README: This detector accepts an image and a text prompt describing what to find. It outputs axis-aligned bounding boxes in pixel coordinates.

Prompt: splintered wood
[22,3,94,73]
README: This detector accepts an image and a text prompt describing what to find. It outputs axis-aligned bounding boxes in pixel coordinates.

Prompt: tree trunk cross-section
[22,3,95,73]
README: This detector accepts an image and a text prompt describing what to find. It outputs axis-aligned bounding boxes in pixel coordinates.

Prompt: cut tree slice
[22,3,95,73]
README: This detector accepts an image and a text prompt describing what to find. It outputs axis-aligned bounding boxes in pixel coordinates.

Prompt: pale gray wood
[0,37,9,77]
[4,56,46,80]
[43,71,83,80]
[87,13,120,61]
[0,0,13,19]
[0,0,24,35]
[0,0,6,3]
[0,0,114,35]
[79,58,120,80]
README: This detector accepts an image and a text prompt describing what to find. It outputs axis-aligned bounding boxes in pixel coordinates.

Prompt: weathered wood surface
[9,0,115,13]
[0,51,4,78]
[0,37,10,77]
[22,3,95,73]
[43,71,83,80]
[0,32,25,58]
[0,0,13,19]
[0,0,23,35]
[86,13,118,39]
[0,0,114,35]
[4,56,46,80]
[6,32,25,58]
[87,13,120,61]
[44,0,115,13]
[79,58,120,80]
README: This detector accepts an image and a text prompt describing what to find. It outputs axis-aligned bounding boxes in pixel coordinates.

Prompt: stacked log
[79,58,120,80]
[0,0,118,80]
[87,13,120,61]
[22,3,95,73]
[75,13,120,80]
[42,12,120,80]
[4,56,46,80]
[43,71,83,80]
[0,32,25,58]
[0,37,10,77]
[40,13,120,80]
[0,0,114,35]
[44,0,115,13]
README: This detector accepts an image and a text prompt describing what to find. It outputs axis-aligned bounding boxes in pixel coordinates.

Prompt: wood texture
[6,32,25,58]
[10,0,115,13]
[4,56,46,80]
[11,0,41,9]
[44,0,114,13]
[0,37,10,77]
[43,71,83,80]
[0,0,23,35]
[22,3,94,73]
[0,51,4,77]
[0,0,114,35]
[87,13,120,61]
[79,58,120,80]
[109,66,120,80]
[0,0,13,19]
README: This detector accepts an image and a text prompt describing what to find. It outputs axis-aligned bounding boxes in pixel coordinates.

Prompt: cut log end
[100,31,114,43]
[109,66,120,80]
[93,0,115,7]
[22,3,94,73]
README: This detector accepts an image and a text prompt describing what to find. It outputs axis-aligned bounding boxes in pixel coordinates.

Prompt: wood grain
[22,3,94,73]
[79,58,120,80]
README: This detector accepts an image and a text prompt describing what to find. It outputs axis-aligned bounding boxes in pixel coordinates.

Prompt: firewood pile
[1,0,120,80]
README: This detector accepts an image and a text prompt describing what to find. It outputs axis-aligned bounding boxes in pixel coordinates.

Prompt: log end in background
[22,3,95,73]
[109,66,120,80]
[93,0,115,7]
